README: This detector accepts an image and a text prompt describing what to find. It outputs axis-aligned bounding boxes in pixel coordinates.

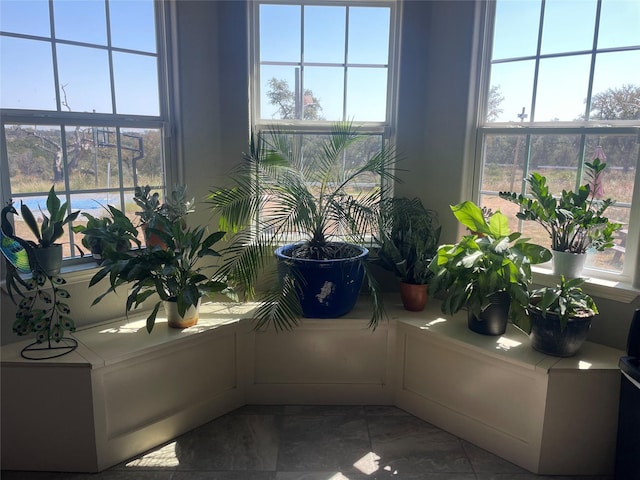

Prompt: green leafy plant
[20,185,80,248]
[133,184,195,228]
[133,185,161,226]
[528,276,598,331]
[499,158,622,254]
[72,204,141,259]
[208,121,401,331]
[374,197,441,285]
[429,201,552,326]
[89,220,237,333]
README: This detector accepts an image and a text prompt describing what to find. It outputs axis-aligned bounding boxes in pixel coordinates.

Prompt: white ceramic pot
[162,297,201,329]
[552,250,587,278]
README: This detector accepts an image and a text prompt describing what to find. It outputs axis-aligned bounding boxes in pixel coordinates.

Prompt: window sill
[531,266,639,303]
[0,259,101,294]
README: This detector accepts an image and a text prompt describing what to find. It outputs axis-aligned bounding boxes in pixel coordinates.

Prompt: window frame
[473,0,640,294]
[248,0,402,244]
[0,0,175,270]
[249,0,401,132]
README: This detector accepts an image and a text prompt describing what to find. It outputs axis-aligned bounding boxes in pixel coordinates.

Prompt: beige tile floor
[1,405,614,480]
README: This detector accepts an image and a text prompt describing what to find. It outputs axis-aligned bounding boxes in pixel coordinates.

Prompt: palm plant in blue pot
[208,121,400,331]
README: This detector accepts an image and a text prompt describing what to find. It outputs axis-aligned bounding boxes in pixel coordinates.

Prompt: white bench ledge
[393,301,624,475]
[1,298,626,475]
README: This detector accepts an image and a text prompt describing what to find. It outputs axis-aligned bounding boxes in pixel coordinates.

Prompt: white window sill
[531,266,639,303]
[0,258,101,293]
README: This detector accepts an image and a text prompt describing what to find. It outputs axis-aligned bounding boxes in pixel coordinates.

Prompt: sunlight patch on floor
[124,441,179,468]
[353,451,399,476]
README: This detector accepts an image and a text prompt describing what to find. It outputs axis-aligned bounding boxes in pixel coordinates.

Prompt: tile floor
[1,405,613,480]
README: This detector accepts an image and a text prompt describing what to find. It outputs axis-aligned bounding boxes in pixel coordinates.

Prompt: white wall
[2,0,638,350]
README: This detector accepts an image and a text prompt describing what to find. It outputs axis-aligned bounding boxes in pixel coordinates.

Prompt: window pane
[584,136,638,206]
[528,134,581,194]
[304,66,344,121]
[591,51,640,121]
[56,44,112,113]
[304,6,345,64]
[540,0,597,55]
[53,0,107,46]
[481,135,528,193]
[110,0,157,53]
[260,65,298,120]
[122,128,164,188]
[598,0,640,49]
[64,125,119,191]
[0,0,50,37]
[113,52,159,116]
[260,4,300,62]
[348,7,390,65]
[492,0,540,60]
[534,55,591,121]
[0,37,56,110]
[489,60,535,123]
[346,67,387,122]
[582,135,636,273]
[5,125,64,192]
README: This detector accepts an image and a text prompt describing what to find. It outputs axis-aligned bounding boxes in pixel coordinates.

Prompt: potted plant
[72,204,141,264]
[527,276,598,357]
[429,201,552,335]
[11,185,81,275]
[374,197,441,311]
[499,157,623,277]
[133,184,194,249]
[1,201,78,359]
[89,220,236,333]
[207,121,400,331]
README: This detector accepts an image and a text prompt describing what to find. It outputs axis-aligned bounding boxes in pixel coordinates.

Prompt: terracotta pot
[142,223,167,250]
[163,297,201,329]
[400,282,428,311]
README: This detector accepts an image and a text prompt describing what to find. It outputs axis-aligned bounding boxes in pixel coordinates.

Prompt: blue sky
[0,0,638,123]
[0,0,158,115]
[491,0,639,122]
[259,4,390,122]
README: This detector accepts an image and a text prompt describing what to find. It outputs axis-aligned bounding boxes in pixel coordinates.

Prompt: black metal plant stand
[21,337,78,360]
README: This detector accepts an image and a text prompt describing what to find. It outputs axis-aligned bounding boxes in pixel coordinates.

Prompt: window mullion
[530,0,546,123]
[49,0,62,113]
[584,0,603,121]
[342,6,350,122]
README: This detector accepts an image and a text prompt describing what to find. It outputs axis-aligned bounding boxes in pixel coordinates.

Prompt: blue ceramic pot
[275,243,368,318]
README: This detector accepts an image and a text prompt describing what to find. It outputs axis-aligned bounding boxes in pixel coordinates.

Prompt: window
[0,0,170,261]
[476,0,640,284]
[250,0,400,239]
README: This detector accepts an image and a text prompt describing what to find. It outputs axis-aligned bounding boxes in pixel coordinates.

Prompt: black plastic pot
[529,307,593,357]
[467,291,510,336]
